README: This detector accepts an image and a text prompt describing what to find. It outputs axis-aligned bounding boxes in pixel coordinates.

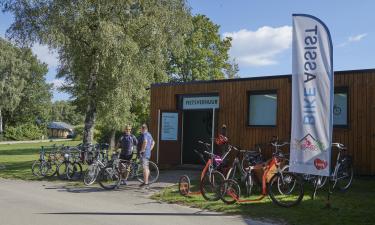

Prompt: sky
[1,0,374,101]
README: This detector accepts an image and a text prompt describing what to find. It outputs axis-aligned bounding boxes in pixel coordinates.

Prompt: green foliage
[0,38,29,113]
[0,37,52,134]
[2,0,193,144]
[6,49,52,127]
[2,1,235,143]
[224,58,240,79]
[168,15,233,82]
[4,123,45,141]
[72,124,84,141]
[72,124,100,141]
[51,101,84,125]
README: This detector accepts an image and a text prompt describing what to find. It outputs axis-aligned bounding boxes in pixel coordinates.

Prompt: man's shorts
[140,155,150,169]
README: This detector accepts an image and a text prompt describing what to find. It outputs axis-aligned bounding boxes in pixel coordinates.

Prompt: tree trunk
[0,108,3,134]
[83,55,100,145]
[83,99,96,144]
[109,129,116,150]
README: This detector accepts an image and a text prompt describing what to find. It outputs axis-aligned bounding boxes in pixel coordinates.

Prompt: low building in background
[47,122,74,139]
[150,69,375,175]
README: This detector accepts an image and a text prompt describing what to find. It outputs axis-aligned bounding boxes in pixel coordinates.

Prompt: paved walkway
[0,139,73,145]
[0,171,280,225]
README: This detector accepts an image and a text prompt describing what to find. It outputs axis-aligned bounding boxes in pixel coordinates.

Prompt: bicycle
[117,151,159,185]
[31,146,58,177]
[226,145,264,197]
[96,155,121,190]
[178,140,231,201]
[83,147,109,185]
[314,143,353,192]
[56,146,82,180]
[220,139,304,207]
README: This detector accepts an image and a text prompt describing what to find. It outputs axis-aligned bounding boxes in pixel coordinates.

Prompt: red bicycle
[178,140,234,201]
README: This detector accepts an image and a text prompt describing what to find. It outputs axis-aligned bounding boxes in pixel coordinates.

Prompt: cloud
[337,33,368,47]
[31,44,59,68]
[348,33,367,42]
[49,79,65,90]
[223,26,292,67]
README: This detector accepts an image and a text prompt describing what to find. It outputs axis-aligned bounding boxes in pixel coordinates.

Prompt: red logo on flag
[314,158,328,170]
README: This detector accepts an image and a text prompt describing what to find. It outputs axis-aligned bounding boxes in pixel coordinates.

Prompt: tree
[51,101,84,126]
[224,58,240,79]
[168,15,232,82]
[3,0,192,145]
[6,49,53,127]
[0,38,30,133]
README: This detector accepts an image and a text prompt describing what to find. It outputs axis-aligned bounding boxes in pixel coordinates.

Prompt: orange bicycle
[220,141,304,207]
[178,140,233,201]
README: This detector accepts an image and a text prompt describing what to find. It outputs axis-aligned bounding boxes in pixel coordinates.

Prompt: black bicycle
[56,147,82,180]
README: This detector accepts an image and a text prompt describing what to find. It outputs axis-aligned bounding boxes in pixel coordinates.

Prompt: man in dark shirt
[116,125,138,185]
[117,125,138,161]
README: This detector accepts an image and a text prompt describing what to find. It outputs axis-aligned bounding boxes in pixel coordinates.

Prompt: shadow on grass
[0,148,40,156]
[0,160,39,180]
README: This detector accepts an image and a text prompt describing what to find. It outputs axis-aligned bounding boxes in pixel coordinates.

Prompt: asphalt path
[0,177,278,225]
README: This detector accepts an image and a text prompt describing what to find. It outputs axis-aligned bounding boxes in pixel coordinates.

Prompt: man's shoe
[121,180,127,185]
[139,183,149,189]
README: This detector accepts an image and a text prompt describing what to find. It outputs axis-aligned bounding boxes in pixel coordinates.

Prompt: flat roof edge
[151,68,375,88]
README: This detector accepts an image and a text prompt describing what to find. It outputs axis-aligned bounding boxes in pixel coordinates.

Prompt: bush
[4,123,46,141]
[73,124,100,142]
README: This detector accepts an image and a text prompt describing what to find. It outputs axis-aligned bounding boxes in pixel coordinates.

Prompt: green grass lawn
[152,177,375,225]
[0,140,81,180]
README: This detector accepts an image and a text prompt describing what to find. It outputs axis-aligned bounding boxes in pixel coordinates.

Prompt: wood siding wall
[150,70,375,175]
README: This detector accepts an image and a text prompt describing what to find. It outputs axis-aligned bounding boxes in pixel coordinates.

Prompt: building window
[248,91,277,126]
[333,88,348,127]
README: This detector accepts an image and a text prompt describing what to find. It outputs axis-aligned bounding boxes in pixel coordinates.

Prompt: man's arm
[132,135,138,146]
[115,137,122,153]
[141,139,147,153]
[150,139,155,151]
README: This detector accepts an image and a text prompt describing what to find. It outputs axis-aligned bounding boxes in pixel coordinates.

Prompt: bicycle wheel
[245,172,254,196]
[98,166,121,190]
[178,175,191,196]
[57,162,74,180]
[220,179,241,205]
[44,161,57,177]
[241,156,250,173]
[335,162,353,191]
[200,170,225,201]
[71,162,83,180]
[83,164,100,185]
[31,160,43,177]
[136,161,159,184]
[311,175,327,189]
[268,172,304,207]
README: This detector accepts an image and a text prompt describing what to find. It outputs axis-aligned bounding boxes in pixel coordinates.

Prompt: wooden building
[150,69,375,175]
[47,121,74,138]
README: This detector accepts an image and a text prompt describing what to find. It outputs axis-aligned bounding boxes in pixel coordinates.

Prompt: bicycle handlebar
[332,143,347,150]
[198,140,211,147]
[270,141,289,147]
[203,151,214,156]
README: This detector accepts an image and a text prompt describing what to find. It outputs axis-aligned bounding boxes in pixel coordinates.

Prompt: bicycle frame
[180,158,213,196]
[227,155,282,203]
